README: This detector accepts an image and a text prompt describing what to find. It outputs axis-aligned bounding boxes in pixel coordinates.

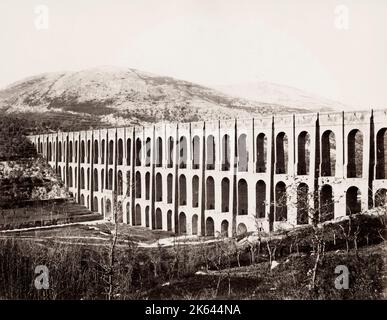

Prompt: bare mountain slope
[0,66,311,131]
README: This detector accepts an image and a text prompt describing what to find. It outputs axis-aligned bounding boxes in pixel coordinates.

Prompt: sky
[0,0,386,108]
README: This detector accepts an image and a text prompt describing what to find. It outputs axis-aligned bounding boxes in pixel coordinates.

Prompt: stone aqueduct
[29,109,387,236]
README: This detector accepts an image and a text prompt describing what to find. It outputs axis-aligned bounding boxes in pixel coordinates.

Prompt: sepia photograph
[0,0,386,311]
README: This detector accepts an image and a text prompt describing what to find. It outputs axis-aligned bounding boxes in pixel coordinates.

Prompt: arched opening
[346,186,361,215]
[321,130,336,176]
[297,132,310,175]
[101,140,105,164]
[256,180,266,218]
[135,204,142,226]
[156,137,163,167]
[297,183,309,225]
[238,179,248,215]
[156,173,162,201]
[58,165,61,179]
[179,212,187,234]
[222,134,230,171]
[126,138,131,165]
[206,135,215,170]
[206,176,215,209]
[101,198,104,215]
[49,142,52,161]
[256,133,267,173]
[145,172,150,200]
[238,134,248,172]
[135,138,142,166]
[108,169,113,190]
[167,174,173,203]
[275,182,287,221]
[320,184,334,222]
[276,132,288,174]
[58,141,62,162]
[237,223,247,236]
[375,188,387,207]
[100,169,104,191]
[117,201,123,223]
[135,171,141,198]
[80,194,85,205]
[87,168,90,190]
[145,137,151,167]
[108,140,114,165]
[179,136,187,169]
[118,138,123,165]
[94,140,98,164]
[126,202,130,224]
[221,220,229,237]
[69,167,73,187]
[192,175,199,208]
[206,217,215,236]
[69,141,73,163]
[117,170,123,195]
[155,208,162,230]
[106,199,112,220]
[75,167,78,188]
[192,136,200,169]
[93,196,98,213]
[221,178,230,212]
[347,129,363,178]
[376,128,387,179]
[179,175,187,206]
[167,210,172,231]
[87,140,91,163]
[80,168,85,189]
[81,141,85,163]
[93,168,98,191]
[192,214,198,235]
[167,137,174,168]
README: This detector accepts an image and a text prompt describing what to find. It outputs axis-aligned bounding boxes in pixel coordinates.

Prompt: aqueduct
[29,109,387,236]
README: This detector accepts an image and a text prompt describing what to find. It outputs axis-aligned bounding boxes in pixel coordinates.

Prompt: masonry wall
[29,109,387,236]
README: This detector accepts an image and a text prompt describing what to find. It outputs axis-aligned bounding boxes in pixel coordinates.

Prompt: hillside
[0,66,309,133]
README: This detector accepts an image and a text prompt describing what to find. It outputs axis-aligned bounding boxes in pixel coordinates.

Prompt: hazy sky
[0,0,386,108]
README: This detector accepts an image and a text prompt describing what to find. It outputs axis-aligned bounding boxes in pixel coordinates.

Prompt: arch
[75,167,78,188]
[126,202,130,224]
[106,199,112,220]
[135,204,142,226]
[222,134,231,171]
[117,170,123,195]
[238,179,248,215]
[255,180,266,218]
[167,210,172,231]
[93,140,98,164]
[297,131,311,175]
[146,206,150,228]
[238,134,248,172]
[276,132,288,174]
[297,183,309,225]
[155,173,162,201]
[321,130,336,176]
[376,128,387,179]
[126,138,132,165]
[167,137,174,168]
[275,182,287,221]
[87,168,90,190]
[80,194,85,205]
[100,169,104,191]
[206,135,215,170]
[85,140,90,163]
[68,167,73,187]
[192,175,199,208]
[206,176,215,209]
[347,129,363,178]
[179,212,187,234]
[320,184,334,222]
[155,208,162,230]
[135,171,141,198]
[101,198,104,215]
[256,133,267,173]
[167,174,173,203]
[221,177,230,212]
[192,136,200,169]
[58,165,61,179]
[49,142,53,161]
[145,137,151,167]
[93,168,98,191]
[69,141,73,163]
[117,201,123,223]
[118,138,123,165]
[346,186,361,215]
[221,220,229,237]
[179,136,187,169]
[108,169,113,190]
[135,138,142,166]
[145,172,150,200]
[101,139,105,164]
[93,196,98,213]
[179,174,187,205]
[237,223,247,236]
[108,140,114,165]
[205,217,215,236]
[80,168,85,189]
[192,214,198,235]
[58,141,62,162]
[156,137,163,167]
[375,188,387,207]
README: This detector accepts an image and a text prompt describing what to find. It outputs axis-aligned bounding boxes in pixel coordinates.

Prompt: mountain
[213,81,348,112]
[0,66,316,133]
